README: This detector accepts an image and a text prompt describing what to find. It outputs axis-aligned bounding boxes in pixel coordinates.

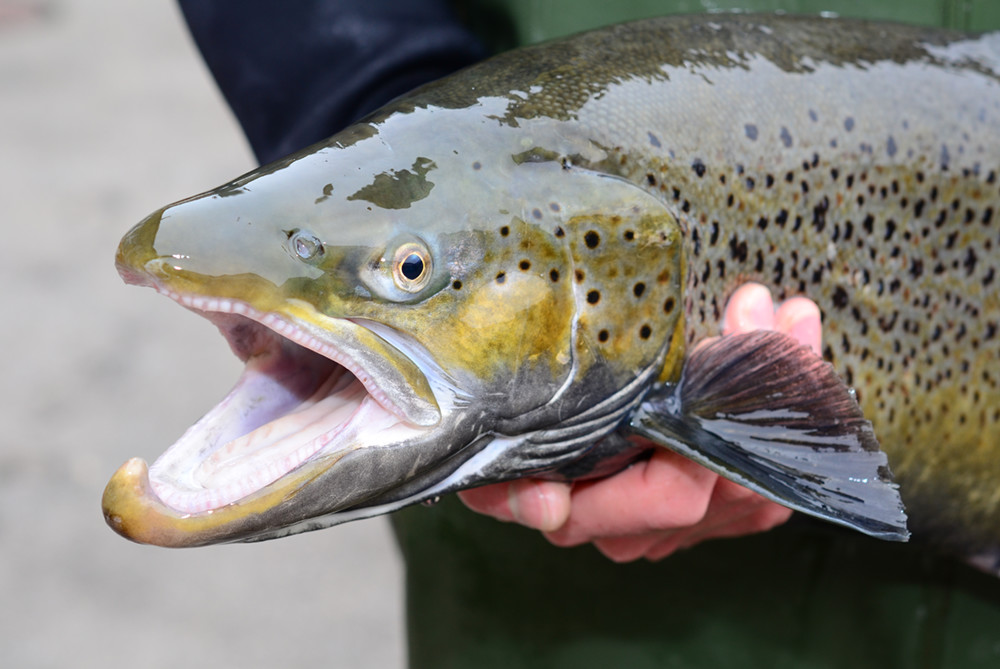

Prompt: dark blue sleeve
[178,0,487,165]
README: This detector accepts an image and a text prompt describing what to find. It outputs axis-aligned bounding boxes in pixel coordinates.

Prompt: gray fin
[630,330,909,542]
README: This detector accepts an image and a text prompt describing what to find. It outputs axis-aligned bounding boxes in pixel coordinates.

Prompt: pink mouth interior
[146,314,397,514]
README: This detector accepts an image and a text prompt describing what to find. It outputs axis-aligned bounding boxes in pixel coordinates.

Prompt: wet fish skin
[105,15,999,558]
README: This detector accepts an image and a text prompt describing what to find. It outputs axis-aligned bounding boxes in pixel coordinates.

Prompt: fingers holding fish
[543,449,716,546]
[590,478,791,563]
[771,296,822,357]
[699,281,822,355]
[457,479,571,532]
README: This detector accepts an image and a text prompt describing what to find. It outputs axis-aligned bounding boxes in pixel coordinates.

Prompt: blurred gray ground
[0,1,405,667]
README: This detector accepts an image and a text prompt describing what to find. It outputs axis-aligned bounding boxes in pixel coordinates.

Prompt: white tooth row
[152,380,365,515]
[150,389,405,515]
[156,287,410,421]
[195,377,364,489]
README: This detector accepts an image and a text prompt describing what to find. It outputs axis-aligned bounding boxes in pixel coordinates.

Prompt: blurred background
[0,1,404,667]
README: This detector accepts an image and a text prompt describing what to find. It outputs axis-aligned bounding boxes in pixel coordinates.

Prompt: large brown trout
[103,14,1000,564]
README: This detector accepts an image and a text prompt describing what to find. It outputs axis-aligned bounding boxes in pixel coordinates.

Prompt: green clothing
[393,2,1000,667]
[395,499,1000,668]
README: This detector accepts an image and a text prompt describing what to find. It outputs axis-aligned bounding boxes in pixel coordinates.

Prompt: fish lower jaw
[130,289,435,516]
[148,389,404,516]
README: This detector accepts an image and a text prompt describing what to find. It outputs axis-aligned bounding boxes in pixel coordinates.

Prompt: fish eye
[289,230,324,262]
[392,242,432,292]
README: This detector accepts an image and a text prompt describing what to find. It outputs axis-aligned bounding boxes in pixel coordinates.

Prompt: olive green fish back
[390,15,1000,554]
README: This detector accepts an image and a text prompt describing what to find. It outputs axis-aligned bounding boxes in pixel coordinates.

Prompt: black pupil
[400,253,424,281]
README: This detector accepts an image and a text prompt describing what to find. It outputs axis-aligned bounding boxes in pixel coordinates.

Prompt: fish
[103,14,1000,564]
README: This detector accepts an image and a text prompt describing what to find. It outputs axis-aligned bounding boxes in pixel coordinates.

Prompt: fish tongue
[193,371,365,490]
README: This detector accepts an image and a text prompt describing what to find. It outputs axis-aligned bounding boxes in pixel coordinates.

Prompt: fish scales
[410,14,1000,553]
[104,15,998,559]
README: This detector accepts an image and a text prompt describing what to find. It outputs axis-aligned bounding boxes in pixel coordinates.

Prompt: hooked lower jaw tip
[102,457,190,547]
[102,457,244,548]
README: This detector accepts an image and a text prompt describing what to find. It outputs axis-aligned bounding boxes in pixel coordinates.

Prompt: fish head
[104,102,686,546]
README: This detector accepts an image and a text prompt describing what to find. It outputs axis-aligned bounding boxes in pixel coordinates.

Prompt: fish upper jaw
[102,284,461,547]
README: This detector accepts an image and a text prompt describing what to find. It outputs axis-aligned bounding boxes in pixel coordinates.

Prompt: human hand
[458,283,822,562]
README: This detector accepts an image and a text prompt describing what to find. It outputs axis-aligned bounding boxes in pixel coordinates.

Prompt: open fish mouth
[102,290,443,546]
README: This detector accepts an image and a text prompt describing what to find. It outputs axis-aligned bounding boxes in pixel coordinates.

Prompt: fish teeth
[152,286,414,422]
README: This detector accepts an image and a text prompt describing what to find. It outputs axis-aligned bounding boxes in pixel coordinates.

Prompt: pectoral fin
[630,330,909,541]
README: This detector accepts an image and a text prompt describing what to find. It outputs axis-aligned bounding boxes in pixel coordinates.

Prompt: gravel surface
[0,2,405,667]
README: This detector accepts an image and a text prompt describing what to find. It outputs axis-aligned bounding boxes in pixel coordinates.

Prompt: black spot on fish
[648,132,661,148]
[809,109,818,122]
[623,229,635,241]
[554,226,565,237]
[692,159,706,177]
[549,202,560,212]
[598,329,610,342]
[639,324,652,340]
[633,282,646,297]
[878,310,899,333]
[472,161,482,171]
[584,231,600,249]
[776,209,789,227]
[812,196,829,232]
[964,248,979,276]
[664,297,675,314]
[452,280,462,290]
[884,219,897,241]
[780,126,793,148]
[587,290,600,305]
[646,173,657,186]
[910,259,924,279]
[500,226,510,237]
[496,272,506,284]
[729,235,748,263]
[941,144,951,170]
[575,269,585,283]
[519,260,531,271]
[744,123,759,140]
[887,135,898,158]
[532,208,543,220]
[844,117,855,132]
[833,286,848,308]
[549,269,559,282]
